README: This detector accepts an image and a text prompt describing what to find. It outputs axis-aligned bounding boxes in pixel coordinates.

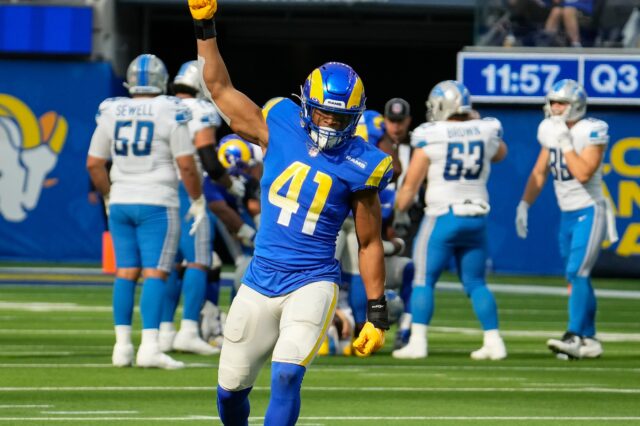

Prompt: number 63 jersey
[88,96,194,208]
[243,98,393,297]
[411,118,503,217]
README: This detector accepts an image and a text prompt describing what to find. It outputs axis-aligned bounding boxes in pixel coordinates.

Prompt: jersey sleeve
[192,100,222,134]
[482,117,503,158]
[88,123,112,159]
[164,98,195,158]
[351,153,393,193]
[88,99,115,159]
[585,119,609,146]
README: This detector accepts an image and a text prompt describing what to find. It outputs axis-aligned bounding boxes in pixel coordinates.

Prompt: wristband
[194,19,217,40]
[367,295,390,330]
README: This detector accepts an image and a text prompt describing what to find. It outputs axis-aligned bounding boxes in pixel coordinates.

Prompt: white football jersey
[88,95,194,207]
[537,117,609,211]
[411,118,502,216]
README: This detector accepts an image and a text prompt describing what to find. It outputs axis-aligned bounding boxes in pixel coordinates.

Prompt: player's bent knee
[218,364,253,391]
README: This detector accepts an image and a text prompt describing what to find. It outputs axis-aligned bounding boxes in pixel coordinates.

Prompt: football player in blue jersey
[189,1,393,424]
[516,79,616,359]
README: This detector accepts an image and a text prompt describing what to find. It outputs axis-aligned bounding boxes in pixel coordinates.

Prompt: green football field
[0,272,638,425]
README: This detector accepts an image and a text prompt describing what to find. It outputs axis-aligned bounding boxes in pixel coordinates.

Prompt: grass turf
[0,275,638,425]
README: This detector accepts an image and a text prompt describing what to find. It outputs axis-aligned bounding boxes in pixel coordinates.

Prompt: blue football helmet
[426,80,472,122]
[173,60,201,95]
[544,79,587,122]
[125,54,168,95]
[300,62,366,151]
[355,110,385,146]
[217,134,254,175]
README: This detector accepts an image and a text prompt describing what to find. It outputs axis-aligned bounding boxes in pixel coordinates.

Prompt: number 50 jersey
[411,117,503,217]
[243,98,393,296]
[88,96,194,208]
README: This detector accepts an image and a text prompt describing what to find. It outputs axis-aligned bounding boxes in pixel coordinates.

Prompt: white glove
[237,223,256,247]
[382,237,405,257]
[103,193,110,218]
[550,116,574,153]
[187,195,207,236]
[228,176,246,199]
[515,200,529,239]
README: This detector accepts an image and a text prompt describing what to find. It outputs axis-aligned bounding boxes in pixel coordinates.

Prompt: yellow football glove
[352,322,385,357]
[189,0,217,20]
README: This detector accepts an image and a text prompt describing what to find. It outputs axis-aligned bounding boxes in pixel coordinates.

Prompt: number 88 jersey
[411,117,503,217]
[243,98,393,296]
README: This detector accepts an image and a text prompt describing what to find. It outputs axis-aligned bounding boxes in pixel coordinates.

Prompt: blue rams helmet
[173,60,201,95]
[544,79,587,122]
[125,54,168,96]
[426,80,472,122]
[300,62,366,151]
[217,134,254,174]
[355,110,385,146]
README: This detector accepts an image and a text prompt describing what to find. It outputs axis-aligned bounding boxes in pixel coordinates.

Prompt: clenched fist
[189,0,217,20]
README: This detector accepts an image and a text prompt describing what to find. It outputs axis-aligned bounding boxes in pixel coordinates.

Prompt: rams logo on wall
[0,94,67,222]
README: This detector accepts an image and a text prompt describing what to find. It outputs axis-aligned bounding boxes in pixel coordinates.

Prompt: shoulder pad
[411,122,438,148]
[262,97,287,120]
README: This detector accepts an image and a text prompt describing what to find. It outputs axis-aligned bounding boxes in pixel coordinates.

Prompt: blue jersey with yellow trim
[243,98,392,296]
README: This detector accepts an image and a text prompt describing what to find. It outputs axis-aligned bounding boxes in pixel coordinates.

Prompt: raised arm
[189,0,269,148]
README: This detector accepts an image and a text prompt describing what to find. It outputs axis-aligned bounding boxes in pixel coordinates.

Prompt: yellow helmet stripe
[365,155,393,187]
[309,69,324,104]
[347,77,364,109]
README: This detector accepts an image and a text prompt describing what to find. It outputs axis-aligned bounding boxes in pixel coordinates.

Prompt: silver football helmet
[544,79,587,122]
[426,80,472,122]
[124,54,168,95]
[173,60,201,95]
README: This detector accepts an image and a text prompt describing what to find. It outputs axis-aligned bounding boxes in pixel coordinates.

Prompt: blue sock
[400,262,415,311]
[410,285,434,325]
[347,274,367,325]
[182,267,207,321]
[113,278,136,326]
[161,269,182,323]
[217,385,251,426]
[140,277,165,329]
[264,362,305,426]
[468,285,499,330]
[568,276,591,336]
[206,280,220,305]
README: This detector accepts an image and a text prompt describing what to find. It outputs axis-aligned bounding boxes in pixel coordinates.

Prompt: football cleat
[112,343,134,367]
[136,344,185,369]
[579,337,603,359]
[173,330,220,355]
[158,324,176,353]
[391,340,427,359]
[547,332,582,359]
[470,338,507,361]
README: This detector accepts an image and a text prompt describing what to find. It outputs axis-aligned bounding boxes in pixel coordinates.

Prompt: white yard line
[1,415,640,422]
[0,385,637,394]
[41,411,138,415]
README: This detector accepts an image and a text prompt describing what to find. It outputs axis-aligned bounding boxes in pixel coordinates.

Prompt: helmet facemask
[299,62,366,152]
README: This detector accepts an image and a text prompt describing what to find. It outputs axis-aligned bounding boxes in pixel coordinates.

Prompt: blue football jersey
[243,98,393,296]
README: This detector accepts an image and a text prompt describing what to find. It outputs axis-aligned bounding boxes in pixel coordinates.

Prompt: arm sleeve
[198,144,227,179]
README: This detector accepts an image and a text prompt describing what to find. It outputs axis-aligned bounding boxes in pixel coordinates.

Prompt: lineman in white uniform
[158,60,236,355]
[393,80,508,360]
[87,54,207,369]
[515,79,615,360]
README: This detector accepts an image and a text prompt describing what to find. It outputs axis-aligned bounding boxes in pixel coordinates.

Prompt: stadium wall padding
[481,106,640,277]
[0,60,119,263]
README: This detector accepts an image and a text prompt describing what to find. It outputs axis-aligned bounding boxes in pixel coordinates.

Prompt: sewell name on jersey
[115,104,154,117]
